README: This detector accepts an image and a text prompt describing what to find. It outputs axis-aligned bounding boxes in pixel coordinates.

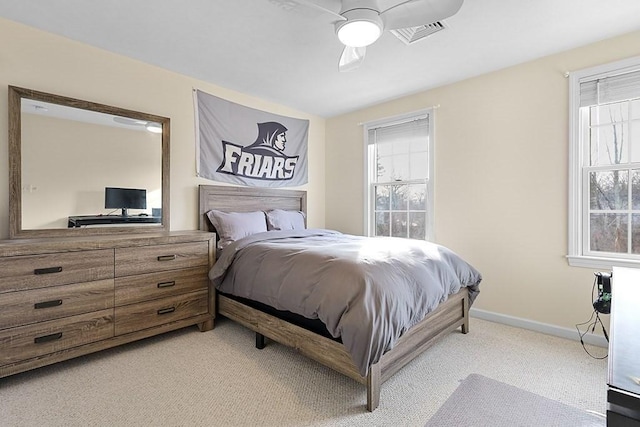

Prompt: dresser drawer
[115,242,209,277]
[0,309,114,366]
[114,289,209,335]
[0,249,114,294]
[0,279,114,330]
[115,266,208,306]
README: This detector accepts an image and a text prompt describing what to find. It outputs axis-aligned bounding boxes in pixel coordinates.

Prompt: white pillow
[265,209,306,231]
[206,210,267,249]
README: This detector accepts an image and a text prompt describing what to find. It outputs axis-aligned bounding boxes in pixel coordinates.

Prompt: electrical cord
[576,311,608,359]
[575,276,609,360]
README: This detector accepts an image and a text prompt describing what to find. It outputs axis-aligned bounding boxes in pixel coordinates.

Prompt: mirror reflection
[20,100,162,229]
[9,86,170,239]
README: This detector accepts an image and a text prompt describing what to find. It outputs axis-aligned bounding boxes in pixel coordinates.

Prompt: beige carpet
[0,318,607,427]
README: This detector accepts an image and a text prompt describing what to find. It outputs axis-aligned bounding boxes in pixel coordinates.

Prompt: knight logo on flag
[194,89,308,187]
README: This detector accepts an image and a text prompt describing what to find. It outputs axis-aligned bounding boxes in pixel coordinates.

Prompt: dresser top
[0,230,215,257]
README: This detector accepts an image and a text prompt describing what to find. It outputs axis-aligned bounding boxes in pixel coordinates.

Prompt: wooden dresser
[0,231,215,378]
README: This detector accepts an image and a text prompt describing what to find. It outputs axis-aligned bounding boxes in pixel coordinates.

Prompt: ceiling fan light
[336,9,383,48]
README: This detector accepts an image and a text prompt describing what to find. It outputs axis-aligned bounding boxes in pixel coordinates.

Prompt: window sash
[372,181,428,239]
[581,100,640,257]
[582,165,640,257]
[368,116,430,183]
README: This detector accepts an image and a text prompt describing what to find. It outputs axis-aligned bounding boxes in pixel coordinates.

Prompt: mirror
[8,86,170,239]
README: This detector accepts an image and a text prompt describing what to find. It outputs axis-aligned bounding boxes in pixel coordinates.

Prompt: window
[569,56,640,268]
[364,109,434,240]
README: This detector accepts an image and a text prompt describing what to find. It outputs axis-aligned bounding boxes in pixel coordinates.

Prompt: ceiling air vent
[391,21,447,45]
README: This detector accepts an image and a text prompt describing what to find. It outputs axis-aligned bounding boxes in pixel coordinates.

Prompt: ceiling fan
[288,0,464,72]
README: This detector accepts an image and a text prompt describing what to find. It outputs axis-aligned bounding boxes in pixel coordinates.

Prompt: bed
[199,184,481,411]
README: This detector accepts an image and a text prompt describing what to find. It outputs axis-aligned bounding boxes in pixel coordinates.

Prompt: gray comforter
[209,229,482,376]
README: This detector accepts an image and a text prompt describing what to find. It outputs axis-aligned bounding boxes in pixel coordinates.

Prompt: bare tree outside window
[587,100,640,254]
[375,183,427,238]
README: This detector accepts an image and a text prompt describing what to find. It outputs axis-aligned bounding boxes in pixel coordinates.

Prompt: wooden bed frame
[198,184,470,411]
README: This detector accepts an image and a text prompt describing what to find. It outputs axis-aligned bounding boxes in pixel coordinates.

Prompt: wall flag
[194,89,308,187]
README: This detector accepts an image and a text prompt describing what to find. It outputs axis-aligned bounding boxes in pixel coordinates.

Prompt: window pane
[376,141,392,157]
[409,151,428,180]
[376,154,393,182]
[394,139,411,154]
[590,213,628,253]
[633,214,640,254]
[632,100,640,120]
[408,184,426,210]
[375,186,390,210]
[590,170,628,210]
[391,212,407,237]
[590,103,628,125]
[391,154,409,180]
[410,138,427,153]
[409,212,426,239]
[631,120,640,163]
[390,185,408,210]
[590,124,627,166]
[375,212,389,237]
[633,170,640,210]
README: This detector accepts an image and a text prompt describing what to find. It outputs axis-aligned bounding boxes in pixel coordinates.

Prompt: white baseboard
[470,308,609,348]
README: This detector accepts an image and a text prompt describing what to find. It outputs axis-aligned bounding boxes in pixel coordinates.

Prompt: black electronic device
[593,271,612,314]
[104,187,147,217]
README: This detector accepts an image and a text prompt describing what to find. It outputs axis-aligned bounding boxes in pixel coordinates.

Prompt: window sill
[567,255,640,270]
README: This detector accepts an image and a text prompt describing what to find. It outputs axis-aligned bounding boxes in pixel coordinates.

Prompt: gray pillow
[265,209,306,231]
[206,210,267,249]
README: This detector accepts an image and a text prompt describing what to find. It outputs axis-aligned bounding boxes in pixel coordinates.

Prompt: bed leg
[366,362,381,412]
[461,294,470,334]
[256,332,266,349]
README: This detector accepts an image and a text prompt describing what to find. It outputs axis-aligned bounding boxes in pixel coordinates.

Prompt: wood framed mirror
[8,86,170,239]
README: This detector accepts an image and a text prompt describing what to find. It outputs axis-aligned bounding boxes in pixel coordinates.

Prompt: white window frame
[568,55,640,269]
[363,108,435,240]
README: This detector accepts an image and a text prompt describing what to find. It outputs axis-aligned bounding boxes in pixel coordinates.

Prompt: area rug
[424,374,605,427]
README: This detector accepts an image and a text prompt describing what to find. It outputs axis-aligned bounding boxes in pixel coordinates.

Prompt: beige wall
[326,31,640,332]
[0,18,326,239]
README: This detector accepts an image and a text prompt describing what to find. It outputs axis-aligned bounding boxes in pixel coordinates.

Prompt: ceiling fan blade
[339,46,366,72]
[380,0,464,30]
[287,0,346,21]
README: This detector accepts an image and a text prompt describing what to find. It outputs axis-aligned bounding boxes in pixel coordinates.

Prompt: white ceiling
[1,0,640,118]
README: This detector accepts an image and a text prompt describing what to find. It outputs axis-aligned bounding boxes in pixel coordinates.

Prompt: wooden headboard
[198,185,307,232]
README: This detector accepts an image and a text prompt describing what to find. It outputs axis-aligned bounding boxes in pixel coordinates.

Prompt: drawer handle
[34,266,63,275]
[157,307,176,315]
[34,332,63,344]
[157,281,176,289]
[34,299,63,309]
[157,255,176,262]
